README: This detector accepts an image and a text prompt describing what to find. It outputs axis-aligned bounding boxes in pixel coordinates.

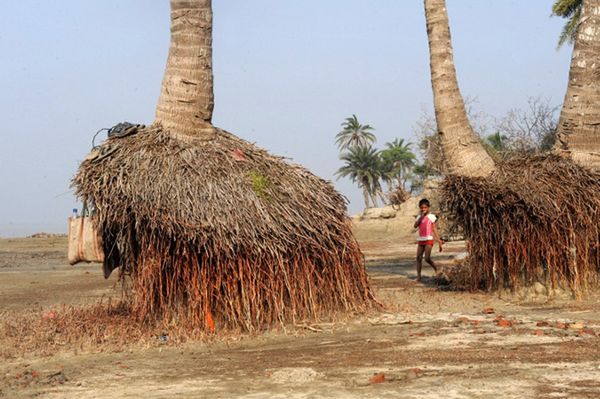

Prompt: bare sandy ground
[1,235,600,398]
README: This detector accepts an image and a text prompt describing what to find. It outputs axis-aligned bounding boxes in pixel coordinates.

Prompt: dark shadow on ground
[366,255,454,288]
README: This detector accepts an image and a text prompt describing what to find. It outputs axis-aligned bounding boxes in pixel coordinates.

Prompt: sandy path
[1,237,600,398]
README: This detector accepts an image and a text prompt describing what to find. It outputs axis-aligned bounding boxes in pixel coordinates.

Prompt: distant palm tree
[553,0,583,48]
[335,115,376,150]
[336,146,382,209]
[379,139,416,191]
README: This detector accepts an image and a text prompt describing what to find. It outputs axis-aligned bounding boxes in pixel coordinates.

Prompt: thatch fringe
[73,125,375,331]
[441,154,600,295]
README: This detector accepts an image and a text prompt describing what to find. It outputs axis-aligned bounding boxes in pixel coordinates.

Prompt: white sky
[0,1,571,236]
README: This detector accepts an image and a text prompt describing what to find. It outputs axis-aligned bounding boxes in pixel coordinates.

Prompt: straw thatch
[441,154,600,294]
[73,125,375,331]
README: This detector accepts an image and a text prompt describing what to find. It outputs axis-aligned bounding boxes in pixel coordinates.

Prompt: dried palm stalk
[442,154,600,295]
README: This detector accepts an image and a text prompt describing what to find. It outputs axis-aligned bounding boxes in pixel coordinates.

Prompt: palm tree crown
[335,115,376,150]
[336,146,382,209]
[553,0,583,48]
[379,139,416,191]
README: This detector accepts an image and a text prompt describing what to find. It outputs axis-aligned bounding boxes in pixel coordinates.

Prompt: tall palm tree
[553,0,583,48]
[335,115,376,150]
[554,0,600,170]
[423,0,496,177]
[379,139,416,191]
[336,146,382,209]
[155,0,216,139]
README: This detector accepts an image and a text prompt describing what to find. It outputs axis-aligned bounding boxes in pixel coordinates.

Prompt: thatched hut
[73,0,374,331]
[424,0,600,295]
[442,155,600,294]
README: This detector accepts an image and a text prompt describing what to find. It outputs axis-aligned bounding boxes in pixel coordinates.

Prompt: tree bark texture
[424,0,496,177]
[555,0,600,170]
[155,0,216,140]
[362,187,370,210]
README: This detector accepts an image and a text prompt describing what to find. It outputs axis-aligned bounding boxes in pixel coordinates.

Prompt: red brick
[369,373,386,384]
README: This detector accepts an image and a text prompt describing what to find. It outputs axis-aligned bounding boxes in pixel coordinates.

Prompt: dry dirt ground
[1,235,600,398]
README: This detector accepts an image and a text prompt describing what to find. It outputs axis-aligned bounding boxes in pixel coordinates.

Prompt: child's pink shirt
[416,213,437,241]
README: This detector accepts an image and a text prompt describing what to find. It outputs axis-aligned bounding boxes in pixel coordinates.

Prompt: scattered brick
[579,328,596,336]
[369,373,386,384]
[495,318,513,328]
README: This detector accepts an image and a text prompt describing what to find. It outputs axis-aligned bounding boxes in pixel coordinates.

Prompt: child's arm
[414,213,423,228]
[432,222,444,252]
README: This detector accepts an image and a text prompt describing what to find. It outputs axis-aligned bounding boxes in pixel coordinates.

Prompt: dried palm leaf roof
[76,125,352,252]
[73,125,375,330]
[442,154,600,294]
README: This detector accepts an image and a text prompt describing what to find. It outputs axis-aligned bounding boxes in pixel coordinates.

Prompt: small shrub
[249,171,270,199]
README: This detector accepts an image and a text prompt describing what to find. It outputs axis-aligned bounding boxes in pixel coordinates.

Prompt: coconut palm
[552,0,583,48]
[335,115,376,150]
[74,0,374,332]
[554,0,600,170]
[379,139,417,191]
[336,146,383,209]
[423,0,496,177]
[155,0,216,140]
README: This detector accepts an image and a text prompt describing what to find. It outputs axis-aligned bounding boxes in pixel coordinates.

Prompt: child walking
[414,198,443,282]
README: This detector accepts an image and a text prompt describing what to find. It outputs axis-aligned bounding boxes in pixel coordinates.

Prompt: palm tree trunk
[396,170,405,191]
[370,192,378,208]
[377,189,387,205]
[424,0,495,177]
[362,187,370,210]
[384,178,393,192]
[155,0,216,140]
[555,0,600,170]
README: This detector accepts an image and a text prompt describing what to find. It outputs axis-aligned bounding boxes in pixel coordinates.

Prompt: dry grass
[0,299,232,359]
[0,301,143,359]
[0,298,375,359]
[72,125,376,332]
[442,154,600,294]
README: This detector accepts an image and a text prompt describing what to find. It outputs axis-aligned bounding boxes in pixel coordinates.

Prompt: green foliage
[249,170,269,199]
[410,163,437,193]
[334,115,422,207]
[485,132,506,152]
[336,146,382,189]
[481,131,507,159]
[336,145,384,208]
[552,0,583,48]
[379,138,416,191]
[335,115,376,150]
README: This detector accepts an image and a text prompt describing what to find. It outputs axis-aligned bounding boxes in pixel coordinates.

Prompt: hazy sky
[0,1,571,237]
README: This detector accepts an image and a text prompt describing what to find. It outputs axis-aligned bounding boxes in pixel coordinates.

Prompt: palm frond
[552,0,583,48]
